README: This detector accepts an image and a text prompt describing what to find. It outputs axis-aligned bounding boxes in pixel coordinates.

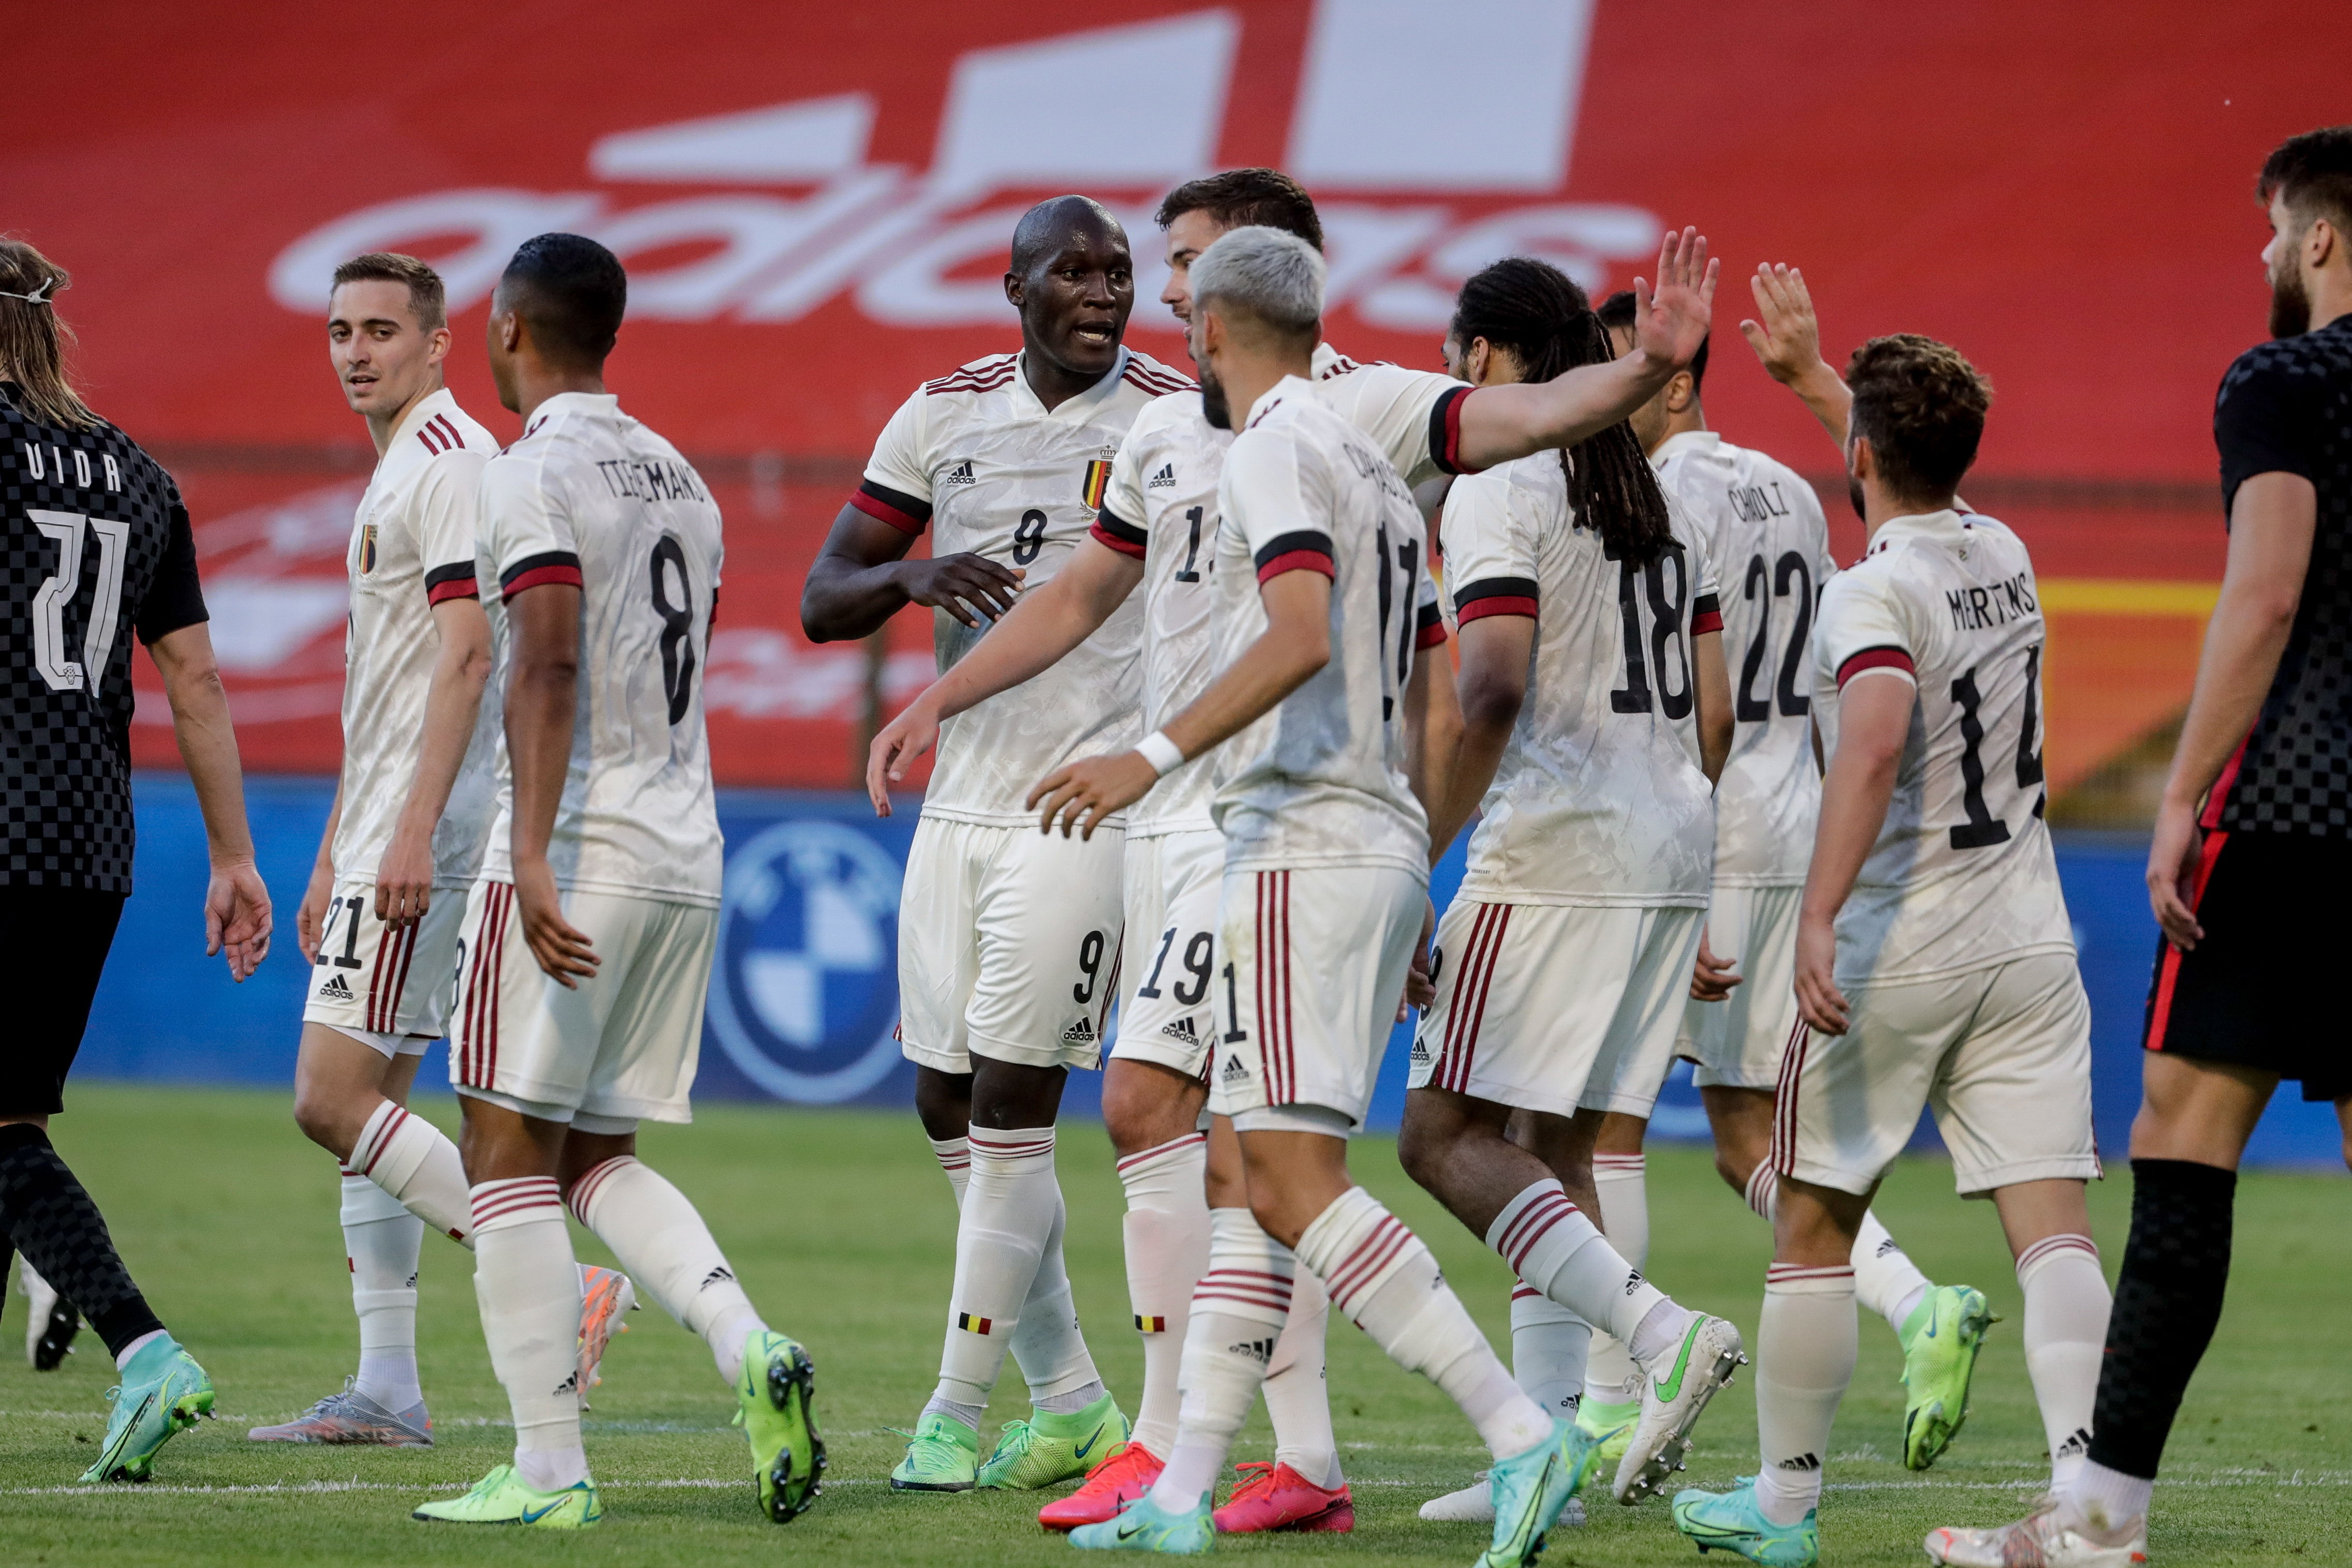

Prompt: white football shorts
[1109,828,1222,1081]
[1208,863,1425,1132]
[301,878,468,1053]
[1772,951,2101,1198]
[896,815,1124,1075]
[1411,900,1704,1118]
[1681,882,1805,1091]
[446,880,717,1126]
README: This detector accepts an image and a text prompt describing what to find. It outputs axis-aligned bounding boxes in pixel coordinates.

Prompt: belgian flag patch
[1134,1315,1168,1333]
[1081,459,1113,510]
[360,523,378,575]
[957,1311,994,1335]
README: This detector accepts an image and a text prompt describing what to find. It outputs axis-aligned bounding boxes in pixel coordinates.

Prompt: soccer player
[411,234,818,1529]
[0,238,273,1481]
[1933,125,2352,1568]
[1552,288,1986,1476]
[1669,336,2111,1568]
[1022,224,1574,1562]
[245,253,634,1450]
[803,196,1186,1496]
[1396,257,1745,1515]
[867,170,1723,1532]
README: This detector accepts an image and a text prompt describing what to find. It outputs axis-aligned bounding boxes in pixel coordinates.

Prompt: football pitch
[3,1086,2344,1567]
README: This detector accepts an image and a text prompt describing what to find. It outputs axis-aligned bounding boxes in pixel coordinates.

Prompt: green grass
[2,1086,2345,1566]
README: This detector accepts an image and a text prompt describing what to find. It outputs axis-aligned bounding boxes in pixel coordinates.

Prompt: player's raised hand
[206,858,273,982]
[894,554,1025,630]
[867,699,943,816]
[1630,226,1719,374]
[374,824,435,929]
[1689,925,1743,1003]
[2147,796,2207,951]
[1739,263,1827,386]
[1029,751,1158,841]
[296,857,333,964]
[513,857,599,989]
[1792,912,1848,1035]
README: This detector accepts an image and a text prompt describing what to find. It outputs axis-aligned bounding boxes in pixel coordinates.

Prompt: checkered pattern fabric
[0,1123,152,1341]
[0,385,207,890]
[2212,317,2352,838]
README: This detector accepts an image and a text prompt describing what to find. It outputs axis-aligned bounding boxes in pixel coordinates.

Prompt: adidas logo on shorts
[1160,1017,1198,1043]
[1061,1019,1098,1044]
[316,973,354,1000]
[944,459,976,486]
[1409,1035,1432,1063]
[1147,462,1177,489]
[1219,1053,1250,1085]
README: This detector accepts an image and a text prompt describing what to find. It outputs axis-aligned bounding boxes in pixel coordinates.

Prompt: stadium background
[7,0,2342,1160]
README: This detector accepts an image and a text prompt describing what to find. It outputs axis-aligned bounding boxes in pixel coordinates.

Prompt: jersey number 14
[1948,646,2046,850]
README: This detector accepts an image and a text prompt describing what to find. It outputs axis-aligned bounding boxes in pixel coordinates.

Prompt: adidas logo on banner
[945,459,976,486]
[1160,1017,1198,1043]
[1219,1053,1250,1085]
[316,973,354,1000]
[1061,1019,1097,1044]
[1146,463,1177,489]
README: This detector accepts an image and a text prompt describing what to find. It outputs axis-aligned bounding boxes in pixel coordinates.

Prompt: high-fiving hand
[1739,263,1827,387]
[1629,227,1720,375]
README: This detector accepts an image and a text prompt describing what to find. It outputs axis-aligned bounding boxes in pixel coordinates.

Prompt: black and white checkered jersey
[0,383,208,890]
[2209,316,2352,840]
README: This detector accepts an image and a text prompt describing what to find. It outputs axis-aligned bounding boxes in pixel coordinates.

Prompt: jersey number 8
[649,534,699,725]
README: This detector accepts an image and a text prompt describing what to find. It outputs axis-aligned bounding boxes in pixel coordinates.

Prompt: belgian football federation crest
[1080,459,1112,510]
[359,523,378,574]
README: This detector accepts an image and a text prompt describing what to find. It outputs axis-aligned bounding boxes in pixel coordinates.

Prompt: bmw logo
[706,818,903,1103]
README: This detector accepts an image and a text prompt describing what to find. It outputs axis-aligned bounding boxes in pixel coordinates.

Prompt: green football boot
[1898,1285,1993,1470]
[1575,1395,1640,1487]
[412,1464,602,1528]
[1671,1478,1819,1567]
[736,1330,825,1521]
[1481,1417,1601,1568]
[79,1335,213,1483]
[891,1410,981,1491]
[978,1392,1128,1490]
[1068,1493,1215,1552]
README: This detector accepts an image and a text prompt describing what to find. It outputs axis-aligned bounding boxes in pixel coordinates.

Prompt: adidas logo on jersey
[1219,1053,1251,1085]
[1159,1017,1198,1043]
[945,459,976,486]
[1061,1019,1098,1044]
[1775,1452,1821,1472]
[316,973,354,1001]
[1147,463,1177,490]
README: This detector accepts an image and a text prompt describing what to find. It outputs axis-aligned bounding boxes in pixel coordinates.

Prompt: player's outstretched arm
[1453,227,1718,470]
[868,537,1143,815]
[1739,263,1853,451]
[2147,470,2315,950]
[1793,670,1913,1035]
[299,781,343,964]
[800,505,1025,643]
[1425,614,1530,861]
[1029,569,1333,840]
[504,583,599,989]
[149,622,272,981]
[375,595,494,929]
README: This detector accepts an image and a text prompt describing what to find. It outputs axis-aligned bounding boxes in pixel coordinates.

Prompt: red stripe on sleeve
[1455,595,1538,624]
[1416,622,1448,649]
[1691,608,1724,635]
[501,563,584,599]
[425,573,480,604]
[1835,647,1915,689]
[850,489,927,535]
[1255,550,1335,584]
[1089,520,1148,559]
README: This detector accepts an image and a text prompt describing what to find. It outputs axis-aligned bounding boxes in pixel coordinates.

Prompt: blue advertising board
[76,774,2347,1168]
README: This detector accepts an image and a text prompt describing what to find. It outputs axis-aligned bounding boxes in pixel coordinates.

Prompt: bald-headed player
[865,169,1720,1532]
[803,196,1190,1495]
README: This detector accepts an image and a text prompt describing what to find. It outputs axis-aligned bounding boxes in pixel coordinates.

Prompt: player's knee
[1244,1189,1308,1251]
[1394,1108,1455,1192]
[1713,1144,1755,1196]
[290,1084,354,1158]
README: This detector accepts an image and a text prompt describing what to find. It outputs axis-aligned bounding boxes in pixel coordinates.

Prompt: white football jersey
[1654,431,1838,887]
[1811,508,2072,985]
[475,392,724,907]
[1209,377,1441,878]
[859,347,1194,826]
[1092,341,1469,837]
[1440,453,1721,906]
[333,388,502,888]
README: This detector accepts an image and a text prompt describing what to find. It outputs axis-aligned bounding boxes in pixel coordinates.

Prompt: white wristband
[1135,730,1185,778]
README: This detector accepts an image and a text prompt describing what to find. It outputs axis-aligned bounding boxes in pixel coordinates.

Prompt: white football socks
[1147,1207,1296,1512]
[565,1155,765,1384]
[470,1177,587,1491]
[1853,1209,1932,1335]
[340,1170,424,1412]
[1488,1178,1672,1351]
[1753,1264,1856,1527]
[351,1100,473,1246]
[932,1127,1103,1413]
[1263,1264,1341,1489]
[2016,1233,2109,1491]
[1582,1154,1650,1407]
[2064,1459,2152,1539]
[1300,1186,1553,1461]
[1115,1133,1208,1457]
[925,1134,1100,1422]
[1510,1283,1592,1422]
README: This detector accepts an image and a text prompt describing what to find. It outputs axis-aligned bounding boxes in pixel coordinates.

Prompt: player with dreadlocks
[1398,256,1747,1515]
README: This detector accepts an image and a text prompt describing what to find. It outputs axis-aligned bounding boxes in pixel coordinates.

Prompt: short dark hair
[331,252,448,331]
[2258,125,2352,239]
[1009,195,1124,277]
[1597,288,1707,391]
[1845,334,1991,499]
[1155,169,1322,252]
[500,233,627,366]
